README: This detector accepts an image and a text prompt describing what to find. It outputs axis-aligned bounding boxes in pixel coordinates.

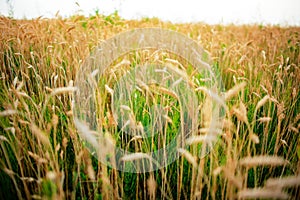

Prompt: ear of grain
[238,188,289,199]
[232,103,248,123]
[213,167,223,176]
[239,155,288,167]
[128,135,143,143]
[222,119,234,130]
[51,86,77,96]
[265,175,300,188]
[30,124,51,148]
[46,171,57,182]
[258,117,272,123]
[0,135,9,142]
[198,128,223,135]
[177,148,198,169]
[28,151,48,164]
[155,86,179,100]
[121,152,147,161]
[186,135,216,145]
[222,168,242,189]
[165,58,185,71]
[120,152,160,170]
[74,119,99,152]
[249,133,260,144]
[87,163,96,181]
[105,84,114,95]
[239,102,248,123]
[0,109,17,117]
[90,69,99,77]
[202,94,212,128]
[147,174,157,198]
[196,87,226,108]
[20,177,35,183]
[120,105,132,111]
[171,77,183,88]
[224,81,247,101]
[255,95,269,111]
[163,115,173,124]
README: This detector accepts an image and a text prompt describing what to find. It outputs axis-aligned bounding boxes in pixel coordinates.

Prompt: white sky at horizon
[0,0,299,26]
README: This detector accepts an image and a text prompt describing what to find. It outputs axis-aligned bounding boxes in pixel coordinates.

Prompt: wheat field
[0,13,300,199]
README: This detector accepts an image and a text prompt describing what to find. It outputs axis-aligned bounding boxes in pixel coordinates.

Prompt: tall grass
[0,13,299,199]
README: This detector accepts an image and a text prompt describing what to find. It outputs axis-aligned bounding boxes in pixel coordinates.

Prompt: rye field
[0,13,300,199]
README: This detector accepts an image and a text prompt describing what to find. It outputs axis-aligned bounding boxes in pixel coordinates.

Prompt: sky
[0,0,300,26]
